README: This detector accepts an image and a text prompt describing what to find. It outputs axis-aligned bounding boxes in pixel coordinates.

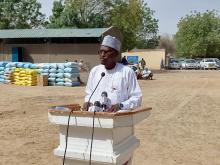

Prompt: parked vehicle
[213,58,220,69]
[195,59,202,69]
[178,58,185,69]
[169,59,181,69]
[200,58,218,69]
[181,59,197,69]
[180,60,186,69]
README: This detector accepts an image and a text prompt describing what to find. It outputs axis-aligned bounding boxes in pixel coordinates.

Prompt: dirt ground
[0,70,220,165]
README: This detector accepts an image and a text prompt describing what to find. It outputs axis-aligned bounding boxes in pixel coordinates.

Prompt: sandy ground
[0,70,220,165]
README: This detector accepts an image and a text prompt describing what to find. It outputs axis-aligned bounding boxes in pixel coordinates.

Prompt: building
[122,49,166,70]
[0,27,122,69]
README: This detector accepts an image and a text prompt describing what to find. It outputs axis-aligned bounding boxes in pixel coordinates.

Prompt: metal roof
[0,28,109,39]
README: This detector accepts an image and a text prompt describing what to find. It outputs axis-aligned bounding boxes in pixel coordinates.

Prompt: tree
[136,2,159,49]
[175,10,220,58]
[48,0,107,28]
[107,0,159,50]
[0,0,45,29]
[48,0,159,51]
[107,0,142,50]
[47,0,65,28]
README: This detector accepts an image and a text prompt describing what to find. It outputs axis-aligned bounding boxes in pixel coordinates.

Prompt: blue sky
[146,0,220,34]
[38,0,220,35]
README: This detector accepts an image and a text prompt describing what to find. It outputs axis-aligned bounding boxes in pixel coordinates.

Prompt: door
[12,47,24,62]
[12,47,19,62]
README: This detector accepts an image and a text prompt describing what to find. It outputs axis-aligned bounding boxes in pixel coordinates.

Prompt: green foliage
[47,0,64,28]
[48,0,107,28]
[136,2,159,49]
[107,0,142,50]
[175,10,220,58]
[106,0,158,50]
[48,0,159,51]
[0,0,45,29]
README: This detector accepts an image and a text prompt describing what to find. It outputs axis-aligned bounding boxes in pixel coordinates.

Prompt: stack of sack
[16,62,38,70]
[63,62,80,87]
[34,63,55,86]
[37,62,80,87]
[36,63,48,76]
[4,70,13,84]
[0,61,8,84]
[12,68,38,86]
[3,62,16,84]
[48,63,57,86]
[0,61,81,87]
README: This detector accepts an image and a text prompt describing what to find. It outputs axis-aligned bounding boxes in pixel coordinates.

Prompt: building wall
[1,43,100,69]
[0,42,4,61]
[0,26,123,68]
[122,49,165,70]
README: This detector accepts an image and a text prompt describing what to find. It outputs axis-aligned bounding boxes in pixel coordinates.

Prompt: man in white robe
[84,35,142,112]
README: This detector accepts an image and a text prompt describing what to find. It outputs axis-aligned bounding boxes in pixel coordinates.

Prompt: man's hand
[107,104,120,112]
[82,102,93,111]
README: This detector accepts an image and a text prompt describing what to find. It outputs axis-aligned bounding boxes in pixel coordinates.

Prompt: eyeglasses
[98,49,115,56]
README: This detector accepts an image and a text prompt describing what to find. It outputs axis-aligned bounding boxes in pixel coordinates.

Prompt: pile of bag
[15,62,38,69]
[37,62,80,87]
[0,61,15,84]
[0,61,81,87]
[12,68,38,86]
[0,62,38,84]
[0,61,8,83]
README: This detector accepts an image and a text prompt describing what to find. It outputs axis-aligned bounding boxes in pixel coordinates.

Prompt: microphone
[94,101,102,107]
[89,101,102,112]
[86,72,105,111]
[101,72,105,77]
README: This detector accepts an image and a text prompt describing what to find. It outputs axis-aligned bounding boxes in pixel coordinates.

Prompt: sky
[37,0,220,35]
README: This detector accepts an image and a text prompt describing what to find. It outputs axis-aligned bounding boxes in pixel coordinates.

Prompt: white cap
[101,35,121,52]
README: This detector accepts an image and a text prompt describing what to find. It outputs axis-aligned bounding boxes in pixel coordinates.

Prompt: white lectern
[48,104,151,165]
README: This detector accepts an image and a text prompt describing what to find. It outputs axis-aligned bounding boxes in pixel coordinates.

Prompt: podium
[48,105,152,165]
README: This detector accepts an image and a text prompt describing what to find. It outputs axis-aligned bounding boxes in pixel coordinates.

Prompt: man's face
[99,45,118,67]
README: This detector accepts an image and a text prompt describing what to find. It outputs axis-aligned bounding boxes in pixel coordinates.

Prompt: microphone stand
[88,73,105,165]
[62,72,105,165]
[89,110,96,165]
[62,109,73,165]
